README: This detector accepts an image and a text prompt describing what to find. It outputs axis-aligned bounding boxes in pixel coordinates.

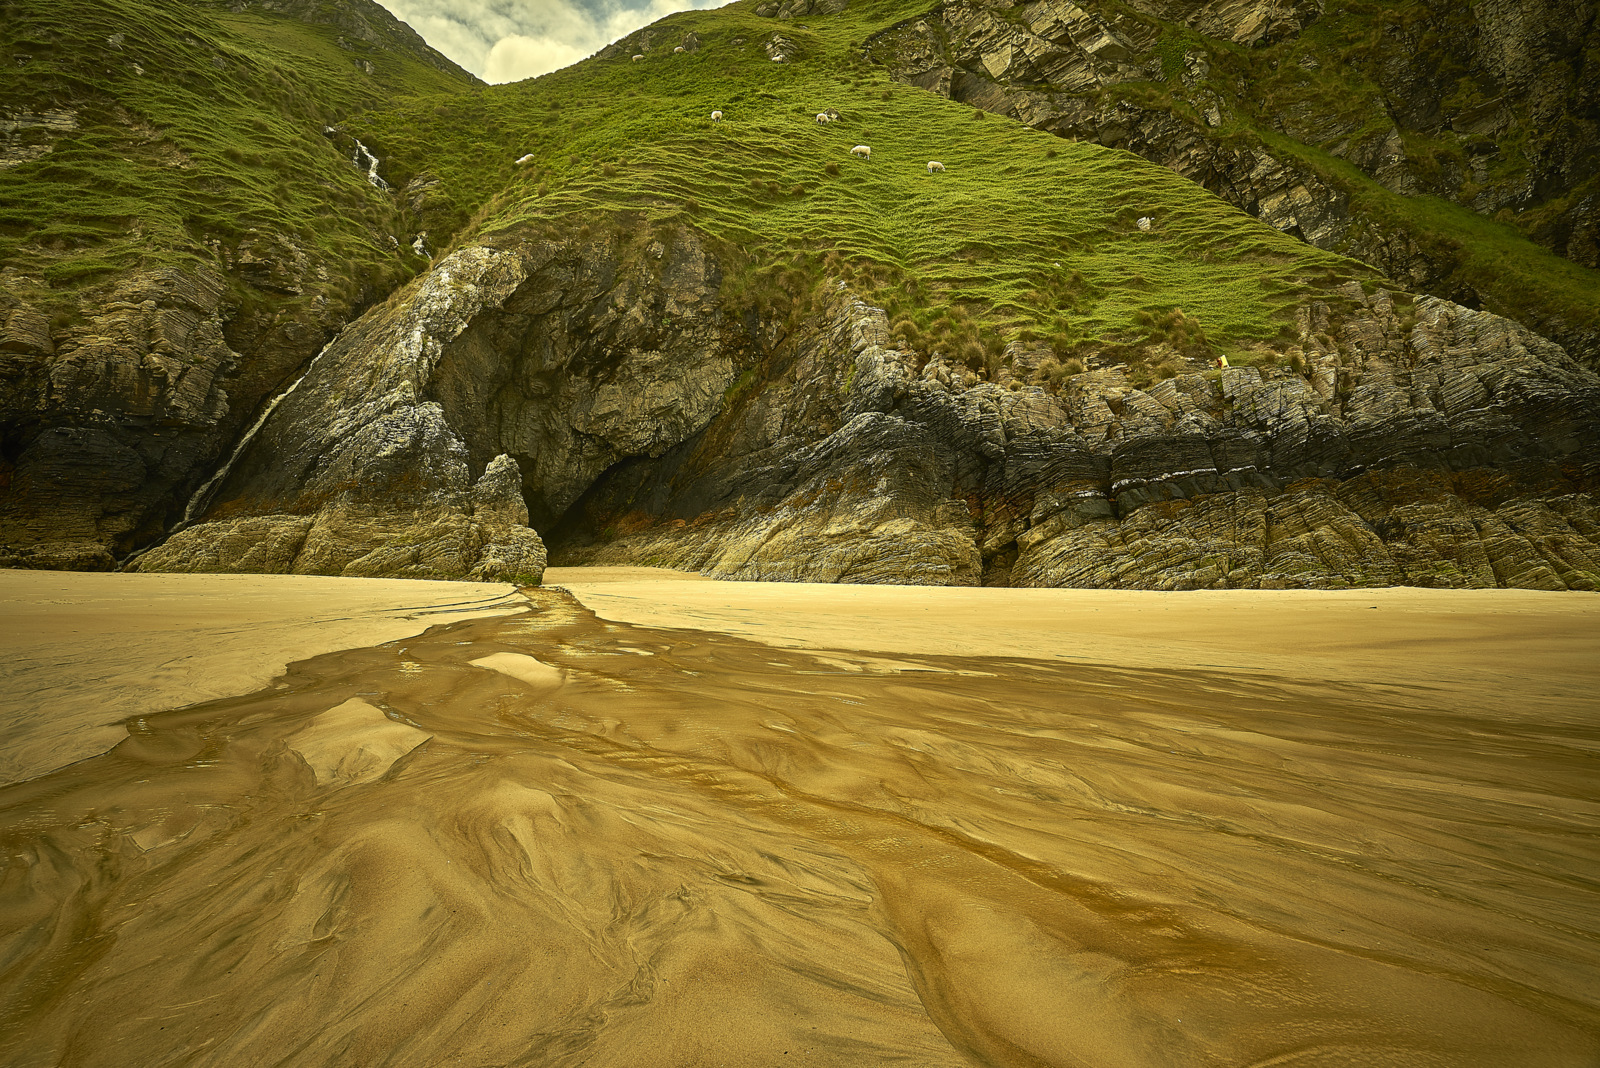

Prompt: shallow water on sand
[1,590,1596,1067]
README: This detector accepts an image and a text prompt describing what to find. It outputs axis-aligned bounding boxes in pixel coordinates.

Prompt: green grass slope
[349,0,1369,376]
[0,0,473,320]
[880,0,1600,357]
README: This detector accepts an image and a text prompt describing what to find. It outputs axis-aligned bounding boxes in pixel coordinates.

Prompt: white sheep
[816,112,830,124]
[632,54,644,62]
[1136,216,1152,231]
[771,55,784,62]
[674,45,685,53]
[850,145,871,158]
[711,110,723,121]
[515,153,535,164]
[926,160,945,173]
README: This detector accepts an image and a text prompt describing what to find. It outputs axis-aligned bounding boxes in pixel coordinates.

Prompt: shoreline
[0,570,528,785]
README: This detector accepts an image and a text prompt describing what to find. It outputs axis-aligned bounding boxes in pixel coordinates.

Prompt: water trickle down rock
[352,139,389,190]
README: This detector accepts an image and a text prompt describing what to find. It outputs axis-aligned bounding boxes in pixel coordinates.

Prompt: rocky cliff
[138,224,749,582]
[558,279,1600,590]
[0,0,474,570]
[865,0,1600,361]
[147,222,1600,591]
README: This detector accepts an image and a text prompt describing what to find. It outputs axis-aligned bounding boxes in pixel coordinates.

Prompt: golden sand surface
[0,571,524,784]
[545,566,1600,715]
[0,571,1596,1066]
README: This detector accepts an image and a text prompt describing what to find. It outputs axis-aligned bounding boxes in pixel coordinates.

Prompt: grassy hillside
[862,0,1600,357]
[349,0,1369,375]
[1104,0,1600,352]
[0,0,472,317]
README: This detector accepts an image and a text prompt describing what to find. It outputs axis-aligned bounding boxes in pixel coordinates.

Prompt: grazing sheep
[816,112,830,124]
[850,145,871,158]
[926,160,945,173]
[711,110,723,121]
[1136,216,1152,231]
[515,153,535,164]
[771,54,784,61]
[632,54,644,62]
[674,45,685,53]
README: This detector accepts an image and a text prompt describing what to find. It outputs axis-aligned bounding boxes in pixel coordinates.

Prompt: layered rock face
[0,263,352,571]
[134,219,1600,590]
[139,226,756,584]
[557,283,1600,591]
[0,0,471,572]
[865,0,1600,360]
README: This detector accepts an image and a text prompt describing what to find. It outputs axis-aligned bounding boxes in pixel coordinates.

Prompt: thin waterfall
[180,341,335,524]
[352,139,389,190]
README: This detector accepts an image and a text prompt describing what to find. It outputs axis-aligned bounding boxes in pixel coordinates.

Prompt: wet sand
[0,571,524,784]
[0,571,1597,1066]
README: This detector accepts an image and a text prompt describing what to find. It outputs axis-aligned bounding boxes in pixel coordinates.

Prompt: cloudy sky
[373,0,730,83]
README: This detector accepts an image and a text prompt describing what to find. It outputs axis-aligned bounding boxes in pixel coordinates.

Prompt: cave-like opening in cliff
[539,432,714,564]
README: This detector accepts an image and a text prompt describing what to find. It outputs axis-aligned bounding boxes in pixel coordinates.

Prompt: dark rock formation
[140,225,755,583]
[557,282,1600,591]
[132,221,1600,590]
[0,254,373,571]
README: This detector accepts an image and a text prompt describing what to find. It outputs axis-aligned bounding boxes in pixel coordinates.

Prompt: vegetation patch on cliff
[347,0,1368,371]
[0,0,469,318]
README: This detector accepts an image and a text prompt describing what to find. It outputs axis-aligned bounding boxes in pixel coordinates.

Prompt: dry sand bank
[0,571,1596,1066]
[0,570,524,784]
[546,566,1600,715]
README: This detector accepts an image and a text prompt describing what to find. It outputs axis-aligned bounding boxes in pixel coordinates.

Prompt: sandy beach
[547,566,1600,714]
[0,568,1596,1066]
[0,571,525,784]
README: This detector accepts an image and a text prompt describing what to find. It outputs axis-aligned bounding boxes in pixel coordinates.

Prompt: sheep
[850,145,871,158]
[771,54,784,61]
[711,110,723,121]
[926,160,945,173]
[515,153,535,164]
[674,45,685,53]
[816,112,830,124]
[631,54,644,62]
[1136,216,1152,231]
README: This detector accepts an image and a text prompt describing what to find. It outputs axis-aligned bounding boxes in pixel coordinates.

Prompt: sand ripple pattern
[0,590,1595,1066]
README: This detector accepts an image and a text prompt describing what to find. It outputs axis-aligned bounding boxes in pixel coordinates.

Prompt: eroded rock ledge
[137,224,751,584]
[135,224,1600,590]
[556,282,1600,591]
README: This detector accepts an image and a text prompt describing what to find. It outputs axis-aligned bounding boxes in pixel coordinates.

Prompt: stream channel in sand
[0,570,1596,1066]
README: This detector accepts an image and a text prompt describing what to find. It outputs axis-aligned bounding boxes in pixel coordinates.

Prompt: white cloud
[374,0,732,83]
[484,34,586,81]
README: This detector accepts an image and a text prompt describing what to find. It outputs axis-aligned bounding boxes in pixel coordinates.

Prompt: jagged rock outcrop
[138,451,546,581]
[865,0,1600,361]
[139,224,754,583]
[129,220,1600,591]
[556,282,1600,590]
[0,254,371,571]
